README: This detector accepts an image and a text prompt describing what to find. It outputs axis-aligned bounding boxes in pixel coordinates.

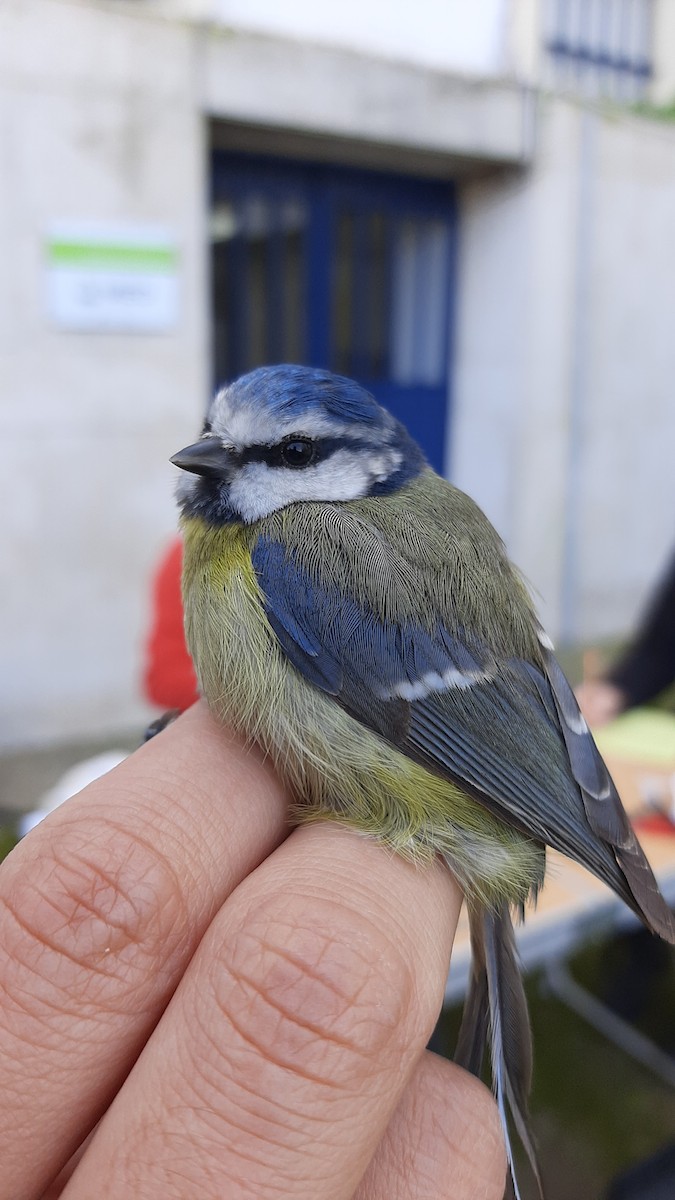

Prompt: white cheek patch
[380,667,488,702]
[228,447,402,522]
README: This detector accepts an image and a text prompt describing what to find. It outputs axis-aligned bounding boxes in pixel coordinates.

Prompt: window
[545,0,653,102]
[210,154,457,472]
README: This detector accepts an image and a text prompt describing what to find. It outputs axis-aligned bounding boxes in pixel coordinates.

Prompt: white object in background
[18,751,129,838]
[45,223,179,333]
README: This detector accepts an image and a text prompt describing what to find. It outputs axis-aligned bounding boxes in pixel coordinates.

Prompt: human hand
[0,703,506,1200]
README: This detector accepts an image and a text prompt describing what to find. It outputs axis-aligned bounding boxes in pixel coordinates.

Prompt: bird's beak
[170,437,236,479]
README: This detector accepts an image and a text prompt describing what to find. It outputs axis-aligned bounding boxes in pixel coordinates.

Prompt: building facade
[2,0,675,746]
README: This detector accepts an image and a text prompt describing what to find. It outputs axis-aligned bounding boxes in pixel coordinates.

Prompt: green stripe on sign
[48,242,177,272]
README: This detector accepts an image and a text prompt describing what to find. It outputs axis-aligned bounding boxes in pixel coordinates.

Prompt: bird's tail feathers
[455,902,542,1200]
[454,905,489,1078]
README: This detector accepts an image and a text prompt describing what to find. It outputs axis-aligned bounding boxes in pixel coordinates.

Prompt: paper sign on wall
[46,223,179,332]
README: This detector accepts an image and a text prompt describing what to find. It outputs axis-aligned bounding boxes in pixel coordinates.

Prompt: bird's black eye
[280,438,315,468]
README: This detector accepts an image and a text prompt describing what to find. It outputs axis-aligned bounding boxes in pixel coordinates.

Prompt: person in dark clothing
[576,548,675,727]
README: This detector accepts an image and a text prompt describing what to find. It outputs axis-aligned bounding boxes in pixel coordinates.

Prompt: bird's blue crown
[224,364,391,429]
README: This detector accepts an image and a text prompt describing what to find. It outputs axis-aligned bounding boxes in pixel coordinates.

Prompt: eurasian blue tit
[172,364,674,1198]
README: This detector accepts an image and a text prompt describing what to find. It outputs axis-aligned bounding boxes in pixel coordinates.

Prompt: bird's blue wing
[252,534,491,746]
[252,533,672,932]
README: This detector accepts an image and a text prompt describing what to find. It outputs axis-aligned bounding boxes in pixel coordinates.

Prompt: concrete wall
[507,0,541,82]
[452,95,675,643]
[152,0,675,107]
[2,0,675,753]
[0,0,209,748]
[201,25,534,170]
[650,0,675,105]
[0,0,532,752]
[574,108,675,638]
[155,0,512,75]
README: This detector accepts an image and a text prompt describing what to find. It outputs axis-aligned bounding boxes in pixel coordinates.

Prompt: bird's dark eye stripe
[239,435,376,469]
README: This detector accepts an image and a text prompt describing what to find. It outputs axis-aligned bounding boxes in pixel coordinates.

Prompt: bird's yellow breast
[179,514,542,905]
[180,516,282,732]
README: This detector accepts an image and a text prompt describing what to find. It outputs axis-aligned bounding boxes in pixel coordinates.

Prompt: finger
[355,1052,506,1200]
[39,1131,96,1200]
[0,703,289,1200]
[63,824,461,1200]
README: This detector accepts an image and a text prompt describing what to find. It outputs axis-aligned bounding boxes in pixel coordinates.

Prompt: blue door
[211,153,457,472]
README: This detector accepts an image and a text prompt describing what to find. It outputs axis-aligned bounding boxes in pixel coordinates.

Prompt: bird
[171,363,675,1199]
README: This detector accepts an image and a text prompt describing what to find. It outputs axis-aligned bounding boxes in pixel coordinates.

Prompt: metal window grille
[544,0,654,101]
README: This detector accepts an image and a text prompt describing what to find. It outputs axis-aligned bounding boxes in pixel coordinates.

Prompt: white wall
[0,0,209,748]
[201,0,511,75]
[201,24,533,167]
[507,0,542,82]
[575,109,675,638]
[153,0,675,106]
[452,95,675,643]
[647,0,675,105]
[0,1,531,753]
[3,1,675,753]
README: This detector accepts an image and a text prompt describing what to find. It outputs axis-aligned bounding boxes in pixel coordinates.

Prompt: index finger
[0,703,289,1200]
[62,823,462,1199]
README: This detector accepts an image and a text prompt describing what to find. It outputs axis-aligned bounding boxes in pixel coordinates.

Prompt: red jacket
[143,538,199,711]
